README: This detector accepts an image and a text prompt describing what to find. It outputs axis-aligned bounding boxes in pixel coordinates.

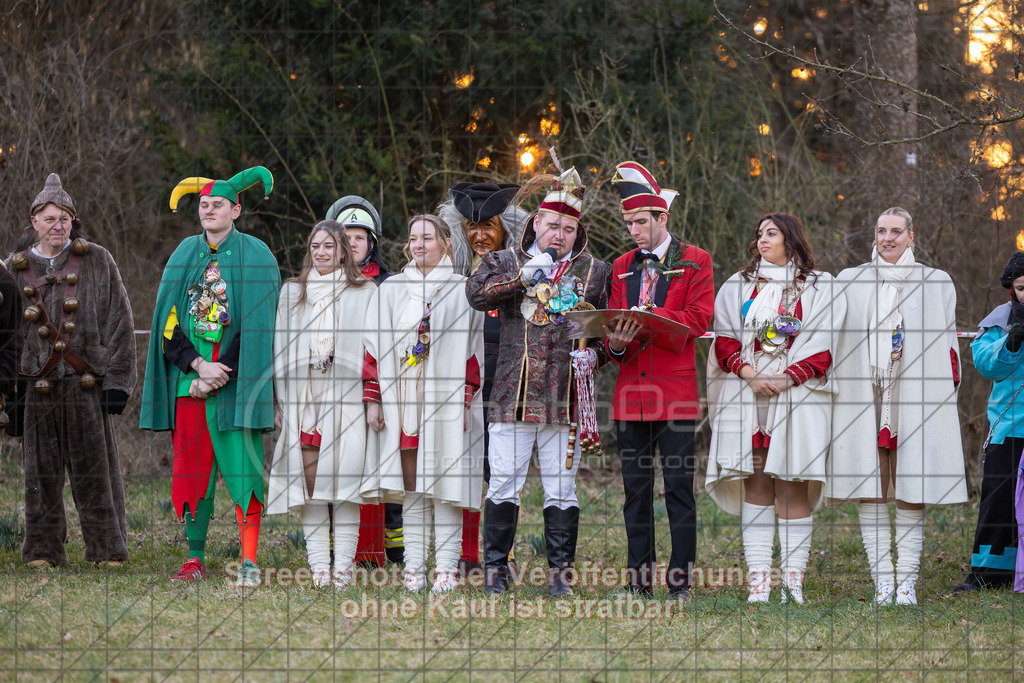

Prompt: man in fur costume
[140,167,279,588]
[467,168,612,596]
[0,263,17,431]
[603,161,715,599]
[439,182,528,576]
[11,173,136,568]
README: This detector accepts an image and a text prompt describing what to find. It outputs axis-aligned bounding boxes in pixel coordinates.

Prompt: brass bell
[37,326,49,338]
[23,305,40,322]
[22,285,35,297]
[80,373,96,390]
[66,273,78,285]
[71,238,90,256]
[54,340,67,354]
[63,321,75,333]
[63,297,79,312]
[34,379,51,394]
[10,253,27,270]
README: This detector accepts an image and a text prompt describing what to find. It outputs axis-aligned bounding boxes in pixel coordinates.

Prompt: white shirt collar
[527,241,571,263]
[641,233,672,260]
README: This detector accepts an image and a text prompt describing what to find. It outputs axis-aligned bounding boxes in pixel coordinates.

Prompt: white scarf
[398,254,453,335]
[742,260,796,355]
[304,268,345,370]
[397,254,454,435]
[869,245,915,379]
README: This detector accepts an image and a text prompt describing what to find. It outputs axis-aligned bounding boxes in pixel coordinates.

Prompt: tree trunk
[846,0,919,264]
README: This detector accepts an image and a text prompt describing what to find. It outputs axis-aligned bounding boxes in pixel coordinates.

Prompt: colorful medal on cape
[891,321,904,359]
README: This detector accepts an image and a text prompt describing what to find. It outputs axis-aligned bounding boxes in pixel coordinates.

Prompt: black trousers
[967,437,1022,586]
[617,419,696,590]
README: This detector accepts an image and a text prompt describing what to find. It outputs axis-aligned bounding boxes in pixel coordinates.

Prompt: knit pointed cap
[538,167,585,220]
[31,173,77,217]
[325,195,381,240]
[611,161,677,214]
[169,166,274,211]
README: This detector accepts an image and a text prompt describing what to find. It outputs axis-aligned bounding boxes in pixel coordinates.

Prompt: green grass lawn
[1,449,1022,681]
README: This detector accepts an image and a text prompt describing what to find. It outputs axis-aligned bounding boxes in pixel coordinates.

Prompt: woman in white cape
[707,212,845,604]
[268,220,378,588]
[830,207,966,606]
[363,214,484,592]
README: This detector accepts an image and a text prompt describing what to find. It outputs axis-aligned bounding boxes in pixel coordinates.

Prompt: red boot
[353,503,385,567]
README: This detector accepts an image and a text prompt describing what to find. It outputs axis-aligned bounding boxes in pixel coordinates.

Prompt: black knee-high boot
[484,500,519,594]
[544,505,580,597]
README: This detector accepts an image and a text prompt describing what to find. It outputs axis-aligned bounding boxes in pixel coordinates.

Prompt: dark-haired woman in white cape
[707,212,845,605]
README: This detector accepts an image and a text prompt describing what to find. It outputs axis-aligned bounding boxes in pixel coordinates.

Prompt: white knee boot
[403,492,430,591]
[894,507,925,605]
[332,501,360,588]
[778,516,813,604]
[741,502,775,603]
[432,499,462,592]
[301,502,331,588]
[858,502,895,604]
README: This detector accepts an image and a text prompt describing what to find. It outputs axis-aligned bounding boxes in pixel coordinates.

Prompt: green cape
[139,227,280,432]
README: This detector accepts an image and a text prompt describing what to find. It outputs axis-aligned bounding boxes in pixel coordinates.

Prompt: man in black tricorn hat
[439,182,528,576]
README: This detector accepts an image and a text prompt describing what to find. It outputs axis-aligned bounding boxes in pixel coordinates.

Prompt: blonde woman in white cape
[707,213,845,604]
[268,220,377,588]
[363,214,485,592]
[830,207,966,606]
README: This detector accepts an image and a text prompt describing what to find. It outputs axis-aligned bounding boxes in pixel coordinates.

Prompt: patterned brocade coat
[466,216,612,425]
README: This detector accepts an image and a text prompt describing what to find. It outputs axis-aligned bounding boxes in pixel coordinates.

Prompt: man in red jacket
[603,161,714,599]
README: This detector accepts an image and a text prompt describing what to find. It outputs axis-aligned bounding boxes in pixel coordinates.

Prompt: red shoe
[170,558,206,582]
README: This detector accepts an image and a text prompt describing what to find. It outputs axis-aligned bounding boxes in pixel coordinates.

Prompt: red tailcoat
[606,238,714,421]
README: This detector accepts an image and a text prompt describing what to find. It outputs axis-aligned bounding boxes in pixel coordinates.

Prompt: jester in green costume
[139,167,280,587]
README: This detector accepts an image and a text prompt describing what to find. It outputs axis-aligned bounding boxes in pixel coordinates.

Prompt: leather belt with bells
[15,243,97,393]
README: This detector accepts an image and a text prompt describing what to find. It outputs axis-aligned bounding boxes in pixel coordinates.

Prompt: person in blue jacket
[956,251,1024,590]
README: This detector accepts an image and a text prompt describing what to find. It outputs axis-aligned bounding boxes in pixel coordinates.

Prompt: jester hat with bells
[169,166,274,212]
[611,161,677,215]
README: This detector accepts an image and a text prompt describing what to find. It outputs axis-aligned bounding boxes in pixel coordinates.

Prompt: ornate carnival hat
[169,166,274,211]
[611,161,677,214]
[537,167,585,221]
[325,195,381,241]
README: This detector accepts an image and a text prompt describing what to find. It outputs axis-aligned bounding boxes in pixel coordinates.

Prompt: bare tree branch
[713,0,1024,146]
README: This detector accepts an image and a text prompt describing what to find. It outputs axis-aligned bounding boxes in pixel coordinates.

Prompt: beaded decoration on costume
[745,278,805,358]
[188,261,230,343]
[401,304,431,367]
[521,269,582,326]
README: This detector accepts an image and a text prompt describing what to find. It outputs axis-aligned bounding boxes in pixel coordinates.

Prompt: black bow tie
[634,251,658,264]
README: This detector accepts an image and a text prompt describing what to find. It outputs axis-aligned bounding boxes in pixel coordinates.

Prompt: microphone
[531,247,559,285]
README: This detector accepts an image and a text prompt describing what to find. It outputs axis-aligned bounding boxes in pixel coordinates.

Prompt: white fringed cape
[364,267,485,510]
[828,262,967,505]
[705,270,845,515]
[267,275,379,512]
